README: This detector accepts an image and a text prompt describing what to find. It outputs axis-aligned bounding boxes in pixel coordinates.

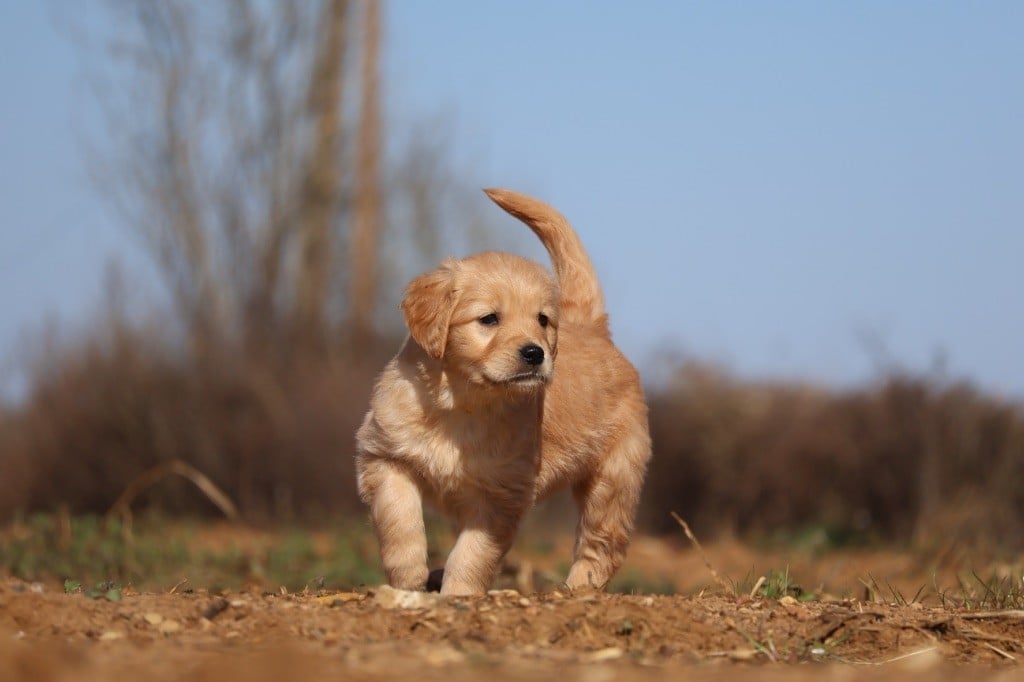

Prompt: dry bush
[0,318,393,524]
[4,332,1023,552]
[643,362,1024,548]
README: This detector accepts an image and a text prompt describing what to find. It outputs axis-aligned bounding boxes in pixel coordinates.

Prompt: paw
[387,564,429,591]
[565,562,611,591]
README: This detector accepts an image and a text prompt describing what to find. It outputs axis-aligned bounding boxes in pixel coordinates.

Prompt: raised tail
[483,188,606,327]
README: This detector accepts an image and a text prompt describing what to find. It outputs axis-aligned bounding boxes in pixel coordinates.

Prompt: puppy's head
[401,252,557,392]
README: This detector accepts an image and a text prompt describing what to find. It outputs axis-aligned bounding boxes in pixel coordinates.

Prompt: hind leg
[566,429,650,590]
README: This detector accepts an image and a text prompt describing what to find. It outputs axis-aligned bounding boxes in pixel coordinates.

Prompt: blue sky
[2,2,1023,399]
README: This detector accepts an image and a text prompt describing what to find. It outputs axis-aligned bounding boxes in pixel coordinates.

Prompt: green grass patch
[0,513,383,592]
[939,569,1024,610]
[734,567,817,601]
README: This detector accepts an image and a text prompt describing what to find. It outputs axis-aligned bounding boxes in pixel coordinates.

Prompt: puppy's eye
[478,313,499,326]
[538,313,549,328]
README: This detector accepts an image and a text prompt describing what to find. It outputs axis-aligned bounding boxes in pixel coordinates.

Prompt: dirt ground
[3,577,1024,681]
[4,526,1024,680]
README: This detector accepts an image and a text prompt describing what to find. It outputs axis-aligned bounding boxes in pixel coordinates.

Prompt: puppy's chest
[403,415,540,495]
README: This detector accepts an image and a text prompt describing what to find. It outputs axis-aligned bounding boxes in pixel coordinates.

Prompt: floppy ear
[400,263,456,359]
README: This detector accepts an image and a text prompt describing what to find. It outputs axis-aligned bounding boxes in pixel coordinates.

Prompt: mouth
[484,371,549,388]
[507,373,547,385]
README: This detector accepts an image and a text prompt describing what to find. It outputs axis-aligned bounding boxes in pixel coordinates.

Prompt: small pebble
[158,620,181,635]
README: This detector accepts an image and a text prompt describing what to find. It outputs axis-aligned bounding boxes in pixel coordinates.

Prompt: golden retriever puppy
[356,189,650,596]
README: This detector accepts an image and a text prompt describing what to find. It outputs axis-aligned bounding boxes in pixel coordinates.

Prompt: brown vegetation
[643,362,1024,548]
[0,320,390,522]
[3,315,1024,551]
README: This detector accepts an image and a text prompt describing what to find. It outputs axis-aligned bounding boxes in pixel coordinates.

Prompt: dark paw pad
[426,568,445,592]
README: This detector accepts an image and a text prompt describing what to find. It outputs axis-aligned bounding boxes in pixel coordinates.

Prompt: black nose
[519,344,545,366]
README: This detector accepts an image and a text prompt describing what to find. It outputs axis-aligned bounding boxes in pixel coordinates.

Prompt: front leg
[441,508,523,596]
[358,458,429,591]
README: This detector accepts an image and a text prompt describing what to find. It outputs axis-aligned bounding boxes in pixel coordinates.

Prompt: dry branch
[107,458,239,522]
[983,643,1016,661]
[670,511,732,595]
[959,610,1024,620]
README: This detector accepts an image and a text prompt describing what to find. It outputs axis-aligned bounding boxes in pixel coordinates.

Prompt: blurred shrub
[2,326,1023,550]
[0,319,392,523]
[643,362,1024,549]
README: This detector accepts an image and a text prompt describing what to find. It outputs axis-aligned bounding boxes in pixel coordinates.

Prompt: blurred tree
[20,0,521,520]
[349,0,382,343]
[294,0,349,352]
[85,0,492,361]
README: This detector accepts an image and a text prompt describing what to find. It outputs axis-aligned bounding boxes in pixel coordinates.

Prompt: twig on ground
[168,578,189,595]
[107,459,239,523]
[960,610,1024,620]
[957,627,1022,646]
[723,617,775,662]
[983,643,1016,661]
[880,647,938,665]
[670,511,732,596]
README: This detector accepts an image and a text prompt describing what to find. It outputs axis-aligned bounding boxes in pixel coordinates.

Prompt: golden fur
[355,189,651,595]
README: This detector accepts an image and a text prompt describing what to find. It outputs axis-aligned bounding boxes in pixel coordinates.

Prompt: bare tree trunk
[228,0,294,358]
[138,3,223,359]
[91,0,478,356]
[349,0,382,342]
[295,0,348,350]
